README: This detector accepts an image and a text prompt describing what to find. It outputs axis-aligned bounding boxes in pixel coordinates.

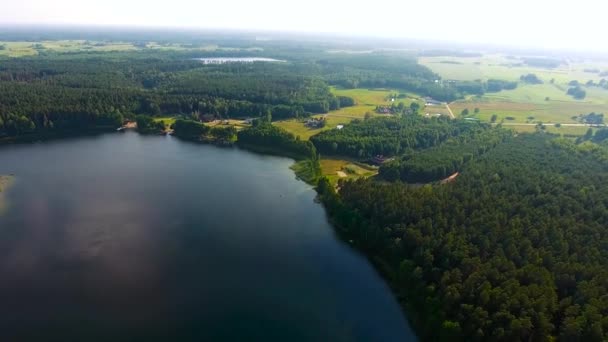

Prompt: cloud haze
[1,0,603,51]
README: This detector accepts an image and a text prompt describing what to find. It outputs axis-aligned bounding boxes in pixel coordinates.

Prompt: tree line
[310,116,480,158]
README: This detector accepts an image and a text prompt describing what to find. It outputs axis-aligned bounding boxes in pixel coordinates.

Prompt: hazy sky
[2,0,603,51]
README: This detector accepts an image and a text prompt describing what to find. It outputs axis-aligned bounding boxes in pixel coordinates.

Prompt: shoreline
[0,127,117,146]
[0,175,15,215]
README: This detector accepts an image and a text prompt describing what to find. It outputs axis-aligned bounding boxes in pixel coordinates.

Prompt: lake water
[0,132,415,341]
[195,57,285,64]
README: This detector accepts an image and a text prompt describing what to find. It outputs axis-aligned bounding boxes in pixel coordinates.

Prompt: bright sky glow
[2,0,604,51]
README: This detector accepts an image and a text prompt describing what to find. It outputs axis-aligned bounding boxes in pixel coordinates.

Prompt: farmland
[274,87,423,140]
[420,54,608,132]
[0,40,259,57]
[419,54,608,83]
[319,158,378,185]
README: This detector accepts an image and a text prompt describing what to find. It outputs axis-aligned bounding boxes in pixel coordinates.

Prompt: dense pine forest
[379,126,513,183]
[310,116,480,158]
[318,134,608,341]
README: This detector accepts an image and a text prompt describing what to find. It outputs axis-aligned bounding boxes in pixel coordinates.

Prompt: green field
[0,40,261,57]
[420,54,608,133]
[450,87,608,124]
[153,116,177,129]
[319,158,378,185]
[420,54,608,84]
[275,87,422,140]
[501,124,596,136]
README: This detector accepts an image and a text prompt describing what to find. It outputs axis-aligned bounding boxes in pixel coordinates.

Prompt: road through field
[445,103,455,119]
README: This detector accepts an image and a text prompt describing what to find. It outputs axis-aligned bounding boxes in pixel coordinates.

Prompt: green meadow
[420,54,608,84]
[420,54,608,132]
[0,40,261,57]
[275,87,423,140]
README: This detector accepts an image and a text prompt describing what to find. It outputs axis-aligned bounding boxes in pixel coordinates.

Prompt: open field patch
[319,158,377,185]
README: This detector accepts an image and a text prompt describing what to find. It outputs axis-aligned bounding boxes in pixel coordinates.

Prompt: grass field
[319,158,378,185]
[153,117,177,129]
[204,119,251,130]
[420,53,608,134]
[419,54,608,84]
[0,40,138,57]
[0,40,262,57]
[501,124,596,136]
[450,89,608,124]
[275,87,422,140]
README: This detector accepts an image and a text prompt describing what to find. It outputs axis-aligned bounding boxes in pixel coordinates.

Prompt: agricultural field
[501,124,596,136]
[275,87,423,140]
[319,158,378,185]
[420,54,608,132]
[0,40,262,57]
[419,54,608,83]
[0,40,137,57]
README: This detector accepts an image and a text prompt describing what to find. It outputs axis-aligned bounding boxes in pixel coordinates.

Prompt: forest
[310,115,480,158]
[0,45,514,138]
[379,127,513,183]
[318,134,608,341]
[0,56,344,136]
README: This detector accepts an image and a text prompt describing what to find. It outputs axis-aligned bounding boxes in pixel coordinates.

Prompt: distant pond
[0,132,416,341]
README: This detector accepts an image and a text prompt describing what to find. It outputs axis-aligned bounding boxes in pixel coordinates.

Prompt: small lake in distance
[0,131,416,341]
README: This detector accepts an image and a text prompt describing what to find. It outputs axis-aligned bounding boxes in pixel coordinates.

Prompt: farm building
[370,155,392,165]
[424,97,442,106]
[376,106,392,114]
[304,117,326,128]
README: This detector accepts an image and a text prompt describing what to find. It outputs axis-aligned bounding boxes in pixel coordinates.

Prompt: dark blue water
[0,132,416,341]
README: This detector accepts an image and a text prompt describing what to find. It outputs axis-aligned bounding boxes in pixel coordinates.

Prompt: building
[371,155,388,165]
[424,97,443,106]
[304,117,326,128]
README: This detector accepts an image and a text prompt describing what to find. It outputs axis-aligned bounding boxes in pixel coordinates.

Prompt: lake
[0,132,416,341]
[195,57,285,64]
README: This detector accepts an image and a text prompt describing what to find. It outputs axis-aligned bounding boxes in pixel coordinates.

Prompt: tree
[172,119,209,139]
[567,87,586,100]
[474,108,480,114]
[491,114,498,123]
[461,108,470,116]
[410,102,421,114]
[135,115,164,133]
[584,128,594,141]
[520,74,543,84]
